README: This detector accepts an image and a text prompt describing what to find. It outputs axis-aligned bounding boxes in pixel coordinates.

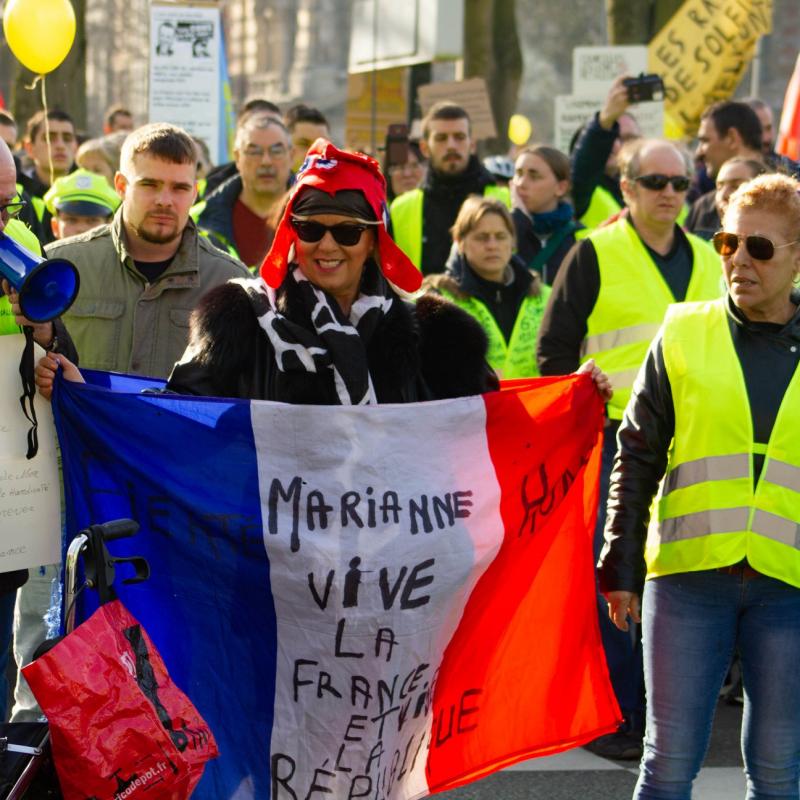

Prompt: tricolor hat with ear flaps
[259,138,422,293]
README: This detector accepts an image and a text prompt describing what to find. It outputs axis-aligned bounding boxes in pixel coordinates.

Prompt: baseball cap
[44,169,121,218]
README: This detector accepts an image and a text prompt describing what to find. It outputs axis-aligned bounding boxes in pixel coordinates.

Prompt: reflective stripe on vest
[650,298,800,588]
[390,185,511,271]
[579,186,621,231]
[440,286,549,379]
[582,218,721,420]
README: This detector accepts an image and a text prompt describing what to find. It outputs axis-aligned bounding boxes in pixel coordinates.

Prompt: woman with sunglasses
[598,172,800,800]
[161,139,498,402]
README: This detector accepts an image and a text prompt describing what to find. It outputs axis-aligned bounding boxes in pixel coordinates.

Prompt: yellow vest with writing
[390,185,511,270]
[649,299,800,589]
[440,286,550,379]
[582,218,721,419]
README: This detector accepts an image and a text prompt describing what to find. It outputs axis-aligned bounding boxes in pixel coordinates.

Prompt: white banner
[0,335,61,572]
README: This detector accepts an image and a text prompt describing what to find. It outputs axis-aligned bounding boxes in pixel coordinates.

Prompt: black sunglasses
[0,200,27,220]
[634,173,691,192]
[713,231,800,261]
[290,218,370,247]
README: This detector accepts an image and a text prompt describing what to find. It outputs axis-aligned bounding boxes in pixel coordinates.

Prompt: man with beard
[192,116,291,268]
[43,123,248,378]
[390,102,509,275]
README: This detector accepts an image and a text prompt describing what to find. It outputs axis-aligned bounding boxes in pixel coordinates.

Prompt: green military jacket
[45,211,249,379]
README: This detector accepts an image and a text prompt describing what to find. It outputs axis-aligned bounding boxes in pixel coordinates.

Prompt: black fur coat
[167,278,499,403]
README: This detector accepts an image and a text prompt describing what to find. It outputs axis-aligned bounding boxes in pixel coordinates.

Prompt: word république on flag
[53,370,621,800]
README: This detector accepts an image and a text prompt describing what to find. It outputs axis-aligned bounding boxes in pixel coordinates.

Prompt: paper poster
[148,2,221,164]
[0,335,61,572]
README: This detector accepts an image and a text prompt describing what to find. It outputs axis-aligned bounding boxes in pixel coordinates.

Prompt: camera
[623,73,665,103]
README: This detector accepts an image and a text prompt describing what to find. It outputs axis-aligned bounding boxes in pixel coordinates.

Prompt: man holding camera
[570,75,642,232]
[537,138,721,760]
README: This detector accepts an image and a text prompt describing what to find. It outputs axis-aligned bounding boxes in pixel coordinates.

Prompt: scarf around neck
[233,260,395,405]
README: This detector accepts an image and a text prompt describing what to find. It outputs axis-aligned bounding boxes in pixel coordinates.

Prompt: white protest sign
[148,2,221,163]
[0,335,61,572]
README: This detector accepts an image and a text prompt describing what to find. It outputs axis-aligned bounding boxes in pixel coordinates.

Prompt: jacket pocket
[64,299,125,371]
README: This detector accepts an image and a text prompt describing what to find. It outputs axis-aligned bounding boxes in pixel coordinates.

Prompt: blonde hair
[451,195,515,244]
[724,173,800,237]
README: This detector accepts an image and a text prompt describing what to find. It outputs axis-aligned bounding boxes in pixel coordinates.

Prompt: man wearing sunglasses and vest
[537,138,721,760]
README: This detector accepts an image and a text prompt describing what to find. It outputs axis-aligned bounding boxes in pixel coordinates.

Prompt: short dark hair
[104,104,133,129]
[119,123,196,173]
[284,104,329,133]
[25,109,75,143]
[0,111,15,128]
[238,98,281,120]
[421,102,470,140]
[701,101,762,153]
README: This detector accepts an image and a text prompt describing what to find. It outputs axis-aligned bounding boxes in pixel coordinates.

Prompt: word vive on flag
[53,370,621,800]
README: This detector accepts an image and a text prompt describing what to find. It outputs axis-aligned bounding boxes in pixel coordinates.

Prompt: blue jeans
[635,570,800,800]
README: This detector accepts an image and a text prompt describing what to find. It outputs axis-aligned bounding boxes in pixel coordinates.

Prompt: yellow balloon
[508,114,532,146]
[3,0,76,75]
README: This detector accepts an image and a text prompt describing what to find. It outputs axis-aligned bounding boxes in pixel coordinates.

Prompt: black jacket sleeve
[570,113,619,219]
[536,239,600,375]
[597,333,675,595]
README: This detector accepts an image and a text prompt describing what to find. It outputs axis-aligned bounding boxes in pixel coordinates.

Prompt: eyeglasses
[0,201,27,220]
[712,231,800,261]
[290,217,372,246]
[242,143,288,160]
[634,174,691,192]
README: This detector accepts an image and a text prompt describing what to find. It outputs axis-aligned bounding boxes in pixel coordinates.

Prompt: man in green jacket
[43,123,249,378]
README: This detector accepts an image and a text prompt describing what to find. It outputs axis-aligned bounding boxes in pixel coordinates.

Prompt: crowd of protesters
[2,74,800,800]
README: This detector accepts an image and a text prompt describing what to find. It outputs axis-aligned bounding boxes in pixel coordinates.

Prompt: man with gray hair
[191,115,292,268]
[537,138,722,760]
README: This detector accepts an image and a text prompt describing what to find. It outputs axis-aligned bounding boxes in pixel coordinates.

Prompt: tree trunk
[464,0,523,154]
[11,0,88,135]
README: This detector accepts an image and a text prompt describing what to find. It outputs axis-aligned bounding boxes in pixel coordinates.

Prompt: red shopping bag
[23,599,218,800]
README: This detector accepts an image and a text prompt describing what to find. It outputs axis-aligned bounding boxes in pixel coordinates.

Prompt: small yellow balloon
[3,0,76,75]
[508,114,532,146]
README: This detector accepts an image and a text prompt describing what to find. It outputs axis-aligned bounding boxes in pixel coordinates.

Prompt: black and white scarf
[233,262,395,405]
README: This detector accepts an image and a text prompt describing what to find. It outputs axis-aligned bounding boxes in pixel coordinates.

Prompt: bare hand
[1,279,55,348]
[35,353,83,400]
[599,75,633,130]
[605,590,641,632]
[576,358,613,402]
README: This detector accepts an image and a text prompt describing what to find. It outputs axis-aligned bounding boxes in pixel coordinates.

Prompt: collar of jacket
[725,289,800,343]
[111,207,202,280]
[427,251,539,300]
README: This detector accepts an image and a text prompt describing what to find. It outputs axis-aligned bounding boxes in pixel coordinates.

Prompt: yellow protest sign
[648,0,773,139]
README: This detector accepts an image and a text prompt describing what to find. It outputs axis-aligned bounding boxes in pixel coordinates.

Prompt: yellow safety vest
[649,299,800,589]
[0,219,43,335]
[579,186,621,232]
[440,286,550,379]
[582,218,721,419]
[390,185,511,270]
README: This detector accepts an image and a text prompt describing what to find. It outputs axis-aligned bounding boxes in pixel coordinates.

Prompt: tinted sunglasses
[712,231,800,261]
[290,218,371,246]
[634,173,691,192]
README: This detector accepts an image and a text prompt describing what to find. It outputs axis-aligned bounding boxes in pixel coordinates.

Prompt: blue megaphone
[0,231,80,322]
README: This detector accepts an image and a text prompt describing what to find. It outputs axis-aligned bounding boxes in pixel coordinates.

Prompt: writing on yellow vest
[581,218,722,420]
[441,285,550,379]
[651,299,800,589]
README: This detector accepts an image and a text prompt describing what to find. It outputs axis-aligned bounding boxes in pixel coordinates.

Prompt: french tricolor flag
[53,371,620,799]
